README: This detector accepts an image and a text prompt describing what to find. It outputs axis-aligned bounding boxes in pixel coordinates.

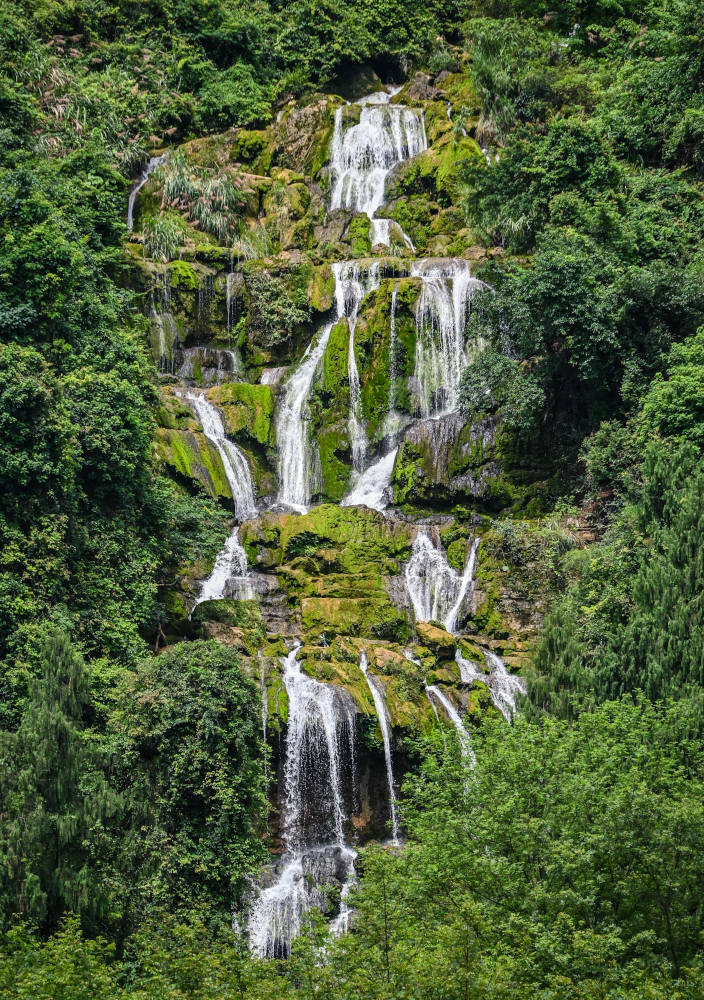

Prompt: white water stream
[408,260,483,416]
[248,645,358,957]
[359,651,400,843]
[405,531,480,634]
[456,649,526,721]
[185,391,257,607]
[127,153,167,231]
[425,685,475,765]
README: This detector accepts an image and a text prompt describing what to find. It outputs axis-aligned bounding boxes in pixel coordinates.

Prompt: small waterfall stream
[185,391,257,606]
[408,260,483,416]
[405,531,480,634]
[337,261,381,473]
[359,652,400,843]
[248,645,358,957]
[127,153,167,231]
[425,685,475,765]
[455,649,526,721]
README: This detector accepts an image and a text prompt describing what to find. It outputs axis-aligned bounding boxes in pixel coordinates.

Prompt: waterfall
[405,531,480,634]
[337,261,381,473]
[341,448,397,511]
[425,685,475,765]
[330,95,426,221]
[176,346,241,386]
[359,652,399,843]
[185,391,257,607]
[409,260,483,416]
[248,645,358,957]
[276,321,334,512]
[330,89,426,251]
[151,272,178,373]
[455,649,526,721]
[276,261,380,510]
[226,269,237,337]
[127,152,167,231]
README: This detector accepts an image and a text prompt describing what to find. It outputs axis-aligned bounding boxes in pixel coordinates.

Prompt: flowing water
[248,645,358,957]
[455,649,526,721]
[330,91,427,226]
[408,260,483,416]
[405,531,480,634]
[185,391,257,606]
[127,153,167,231]
[425,685,475,765]
[359,652,400,843]
[337,262,381,472]
[341,447,398,510]
[276,261,382,510]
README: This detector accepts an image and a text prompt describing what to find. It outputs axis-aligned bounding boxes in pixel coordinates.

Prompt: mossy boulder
[191,597,265,633]
[206,382,274,448]
[415,622,456,659]
[349,214,372,257]
[308,263,335,313]
[154,428,232,500]
[301,596,409,642]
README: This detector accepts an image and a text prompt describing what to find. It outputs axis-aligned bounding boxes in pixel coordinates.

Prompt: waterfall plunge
[359,652,400,843]
[248,645,358,958]
[405,531,480,635]
[186,391,257,606]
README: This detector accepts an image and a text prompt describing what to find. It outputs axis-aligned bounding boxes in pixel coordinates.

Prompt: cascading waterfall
[405,531,480,634]
[275,321,334,512]
[185,391,257,606]
[425,685,475,765]
[409,260,484,416]
[330,90,427,245]
[151,271,178,373]
[359,652,400,843]
[276,261,380,510]
[455,649,526,721]
[248,644,358,957]
[341,447,398,511]
[176,347,241,386]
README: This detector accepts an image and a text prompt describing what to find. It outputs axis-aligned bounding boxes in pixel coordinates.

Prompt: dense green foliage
[3,700,703,998]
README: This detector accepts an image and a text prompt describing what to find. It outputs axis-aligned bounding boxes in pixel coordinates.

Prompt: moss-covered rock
[301,597,409,642]
[349,214,372,257]
[415,622,456,658]
[206,382,274,448]
[154,428,232,500]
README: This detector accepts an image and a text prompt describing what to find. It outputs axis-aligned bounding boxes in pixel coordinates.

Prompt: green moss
[301,597,410,642]
[168,259,200,290]
[154,428,232,499]
[318,426,352,501]
[391,441,425,506]
[233,129,273,171]
[207,382,274,447]
[191,598,265,634]
[309,263,335,313]
[349,214,371,257]
[389,196,432,252]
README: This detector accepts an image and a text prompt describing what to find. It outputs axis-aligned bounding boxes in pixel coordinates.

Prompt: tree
[110,641,267,926]
[0,632,119,935]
